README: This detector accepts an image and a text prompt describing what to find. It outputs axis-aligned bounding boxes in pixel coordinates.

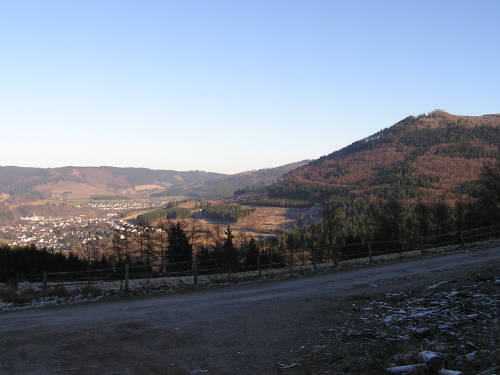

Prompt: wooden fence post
[312,249,317,273]
[192,258,198,286]
[124,263,129,293]
[257,251,262,280]
[368,242,373,263]
[42,270,48,290]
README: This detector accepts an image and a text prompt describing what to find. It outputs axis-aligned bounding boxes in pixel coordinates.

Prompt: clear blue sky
[1,1,499,174]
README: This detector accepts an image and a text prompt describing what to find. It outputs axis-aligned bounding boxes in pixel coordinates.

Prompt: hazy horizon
[0,159,312,175]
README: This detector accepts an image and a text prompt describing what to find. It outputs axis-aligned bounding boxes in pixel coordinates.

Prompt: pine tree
[223,226,239,272]
[167,222,192,271]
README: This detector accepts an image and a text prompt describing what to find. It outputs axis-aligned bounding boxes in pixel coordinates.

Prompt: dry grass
[190,206,318,238]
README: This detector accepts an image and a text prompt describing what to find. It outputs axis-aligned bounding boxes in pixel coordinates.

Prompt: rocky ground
[280,268,499,375]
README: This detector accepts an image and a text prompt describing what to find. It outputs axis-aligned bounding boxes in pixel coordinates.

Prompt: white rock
[386,364,426,374]
[418,351,442,371]
[438,369,462,375]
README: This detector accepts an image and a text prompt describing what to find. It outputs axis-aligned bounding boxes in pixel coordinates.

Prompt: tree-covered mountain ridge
[268,111,500,203]
[153,160,311,200]
[0,166,226,201]
[0,161,310,202]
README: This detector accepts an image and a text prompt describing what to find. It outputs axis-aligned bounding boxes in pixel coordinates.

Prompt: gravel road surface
[1,247,499,375]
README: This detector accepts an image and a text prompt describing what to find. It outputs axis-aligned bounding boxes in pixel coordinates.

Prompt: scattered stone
[410,327,431,337]
[464,313,478,319]
[464,351,477,361]
[190,368,208,374]
[428,281,449,289]
[418,351,442,372]
[438,369,462,375]
[386,364,426,374]
[277,362,298,369]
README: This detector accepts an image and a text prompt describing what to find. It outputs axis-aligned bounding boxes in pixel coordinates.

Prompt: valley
[1,111,500,259]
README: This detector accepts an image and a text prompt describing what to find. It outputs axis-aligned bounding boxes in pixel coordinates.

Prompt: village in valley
[0,199,170,256]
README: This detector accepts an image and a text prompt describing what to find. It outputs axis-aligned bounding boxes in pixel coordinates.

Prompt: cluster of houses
[0,215,139,251]
[84,200,168,211]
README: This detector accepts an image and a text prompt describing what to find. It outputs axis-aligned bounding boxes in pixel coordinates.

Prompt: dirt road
[1,248,499,375]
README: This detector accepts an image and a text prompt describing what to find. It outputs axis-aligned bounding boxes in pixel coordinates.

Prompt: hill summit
[268,111,500,202]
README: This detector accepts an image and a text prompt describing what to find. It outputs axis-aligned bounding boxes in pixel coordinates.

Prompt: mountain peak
[268,112,500,203]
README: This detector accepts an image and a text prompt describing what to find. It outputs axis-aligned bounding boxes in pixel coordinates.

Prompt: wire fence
[14,224,500,291]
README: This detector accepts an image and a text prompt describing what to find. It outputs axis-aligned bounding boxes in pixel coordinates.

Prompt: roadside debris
[277,362,298,369]
[286,267,499,375]
[190,368,209,374]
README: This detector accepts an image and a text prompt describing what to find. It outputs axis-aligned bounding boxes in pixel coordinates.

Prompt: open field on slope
[191,205,321,238]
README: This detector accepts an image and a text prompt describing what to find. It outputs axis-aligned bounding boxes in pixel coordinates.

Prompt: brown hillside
[0,166,226,201]
[272,111,500,202]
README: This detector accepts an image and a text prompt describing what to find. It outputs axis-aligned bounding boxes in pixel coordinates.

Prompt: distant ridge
[151,160,311,200]
[0,166,225,201]
[0,161,311,202]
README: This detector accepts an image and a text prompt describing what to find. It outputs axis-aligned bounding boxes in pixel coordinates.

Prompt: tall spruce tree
[167,222,192,271]
[223,226,239,272]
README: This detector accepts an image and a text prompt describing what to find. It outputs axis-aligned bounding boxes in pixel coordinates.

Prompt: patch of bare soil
[278,268,499,375]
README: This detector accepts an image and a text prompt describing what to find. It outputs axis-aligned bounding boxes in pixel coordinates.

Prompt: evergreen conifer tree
[167,222,192,271]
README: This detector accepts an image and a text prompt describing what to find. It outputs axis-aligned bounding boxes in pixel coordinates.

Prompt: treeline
[0,223,283,279]
[200,202,255,222]
[246,198,313,208]
[399,124,500,152]
[136,207,191,226]
[0,245,89,282]
[268,175,349,202]
[434,142,497,159]
[90,195,129,200]
[196,227,281,273]
[275,160,500,252]
[165,200,194,209]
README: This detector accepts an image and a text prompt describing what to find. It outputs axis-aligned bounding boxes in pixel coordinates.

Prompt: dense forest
[0,245,89,282]
[276,159,500,252]
[200,202,255,222]
[245,198,313,208]
[135,207,192,226]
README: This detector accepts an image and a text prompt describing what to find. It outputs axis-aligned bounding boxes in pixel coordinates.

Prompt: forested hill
[268,111,500,203]
[152,160,310,200]
[0,166,225,201]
